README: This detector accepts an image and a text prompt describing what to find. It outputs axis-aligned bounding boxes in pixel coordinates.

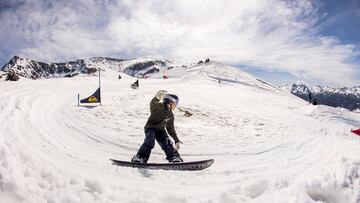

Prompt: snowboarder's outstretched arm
[150,96,160,108]
[156,90,167,100]
[149,90,168,111]
[166,116,180,144]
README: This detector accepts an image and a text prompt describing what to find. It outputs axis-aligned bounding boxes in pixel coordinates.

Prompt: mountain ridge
[282,82,360,111]
[0,55,279,92]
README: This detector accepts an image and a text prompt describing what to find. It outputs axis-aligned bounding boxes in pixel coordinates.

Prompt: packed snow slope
[1,61,360,203]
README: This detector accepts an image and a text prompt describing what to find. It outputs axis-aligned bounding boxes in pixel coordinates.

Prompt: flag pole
[98,68,101,106]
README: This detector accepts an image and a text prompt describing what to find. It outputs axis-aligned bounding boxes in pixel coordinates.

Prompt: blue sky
[317,0,360,45]
[248,0,360,86]
[0,0,359,87]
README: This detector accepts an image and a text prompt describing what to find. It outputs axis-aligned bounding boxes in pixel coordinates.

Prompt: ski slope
[1,62,360,203]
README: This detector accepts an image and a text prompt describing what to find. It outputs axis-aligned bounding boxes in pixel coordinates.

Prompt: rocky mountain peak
[282,82,360,111]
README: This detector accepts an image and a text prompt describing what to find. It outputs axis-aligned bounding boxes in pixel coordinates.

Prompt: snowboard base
[110,158,214,171]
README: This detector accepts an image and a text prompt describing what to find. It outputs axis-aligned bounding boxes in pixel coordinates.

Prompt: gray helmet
[163,94,179,106]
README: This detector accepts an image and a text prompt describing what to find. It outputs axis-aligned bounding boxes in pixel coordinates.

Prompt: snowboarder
[308,92,312,104]
[131,90,183,163]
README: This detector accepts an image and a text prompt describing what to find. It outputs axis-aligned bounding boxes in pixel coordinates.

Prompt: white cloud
[0,0,359,86]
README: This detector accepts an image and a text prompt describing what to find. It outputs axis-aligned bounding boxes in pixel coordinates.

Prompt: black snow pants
[137,128,180,162]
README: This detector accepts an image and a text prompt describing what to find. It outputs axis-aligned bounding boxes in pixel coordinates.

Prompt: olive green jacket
[144,97,180,143]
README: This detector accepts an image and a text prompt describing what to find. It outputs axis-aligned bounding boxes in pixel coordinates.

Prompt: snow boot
[170,156,183,163]
[131,155,147,163]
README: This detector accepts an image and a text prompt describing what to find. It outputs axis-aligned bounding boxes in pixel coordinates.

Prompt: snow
[1,62,360,202]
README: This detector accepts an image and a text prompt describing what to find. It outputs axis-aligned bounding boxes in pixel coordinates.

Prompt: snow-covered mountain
[282,81,360,111]
[1,57,360,202]
[2,55,98,79]
[0,55,174,79]
[1,55,278,91]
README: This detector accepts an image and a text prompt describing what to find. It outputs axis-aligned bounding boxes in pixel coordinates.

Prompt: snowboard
[110,158,214,171]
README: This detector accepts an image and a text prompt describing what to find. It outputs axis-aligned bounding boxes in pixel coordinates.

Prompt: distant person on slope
[131,90,183,163]
[312,98,318,105]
